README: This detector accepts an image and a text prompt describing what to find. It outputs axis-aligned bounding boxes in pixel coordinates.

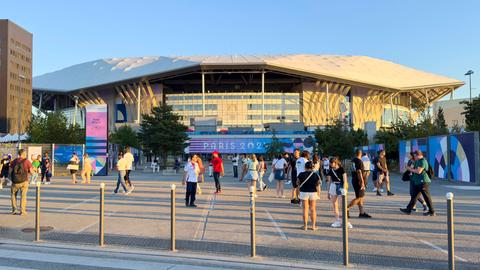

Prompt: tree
[27,111,85,144]
[315,119,367,160]
[433,107,449,135]
[138,104,189,168]
[264,132,284,159]
[461,98,480,131]
[110,125,139,150]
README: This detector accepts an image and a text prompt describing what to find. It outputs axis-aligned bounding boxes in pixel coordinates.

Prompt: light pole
[73,95,79,126]
[465,70,474,103]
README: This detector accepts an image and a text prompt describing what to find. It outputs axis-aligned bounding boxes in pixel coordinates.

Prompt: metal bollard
[342,192,349,266]
[446,192,455,270]
[99,183,105,247]
[250,185,256,257]
[35,182,41,242]
[170,184,176,251]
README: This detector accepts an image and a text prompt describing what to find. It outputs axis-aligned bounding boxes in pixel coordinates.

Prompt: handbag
[268,172,274,183]
[402,171,411,181]
[67,164,79,170]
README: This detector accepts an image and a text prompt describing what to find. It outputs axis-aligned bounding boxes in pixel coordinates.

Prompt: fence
[399,132,480,184]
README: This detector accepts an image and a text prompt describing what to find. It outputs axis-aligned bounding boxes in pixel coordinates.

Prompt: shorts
[70,170,78,175]
[274,169,284,180]
[248,171,258,181]
[299,192,319,200]
[352,180,365,198]
[329,183,344,196]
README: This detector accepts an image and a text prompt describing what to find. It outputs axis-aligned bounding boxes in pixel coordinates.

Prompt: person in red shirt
[9,149,34,215]
[211,151,224,194]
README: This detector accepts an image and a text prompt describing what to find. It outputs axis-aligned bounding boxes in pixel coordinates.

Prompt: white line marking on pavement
[265,210,288,240]
[193,194,215,241]
[55,196,99,213]
[75,210,118,234]
[419,240,468,262]
[442,185,480,190]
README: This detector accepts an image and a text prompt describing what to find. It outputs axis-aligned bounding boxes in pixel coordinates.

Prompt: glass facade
[166,92,300,129]
[382,106,409,127]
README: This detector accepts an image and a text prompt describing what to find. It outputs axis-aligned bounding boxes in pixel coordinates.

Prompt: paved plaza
[0,164,479,269]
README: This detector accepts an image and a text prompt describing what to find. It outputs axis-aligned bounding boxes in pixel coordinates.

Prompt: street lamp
[465,70,474,103]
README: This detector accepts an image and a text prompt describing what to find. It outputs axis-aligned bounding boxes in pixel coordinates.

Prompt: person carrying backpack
[9,149,34,215]
[400,150,435,216]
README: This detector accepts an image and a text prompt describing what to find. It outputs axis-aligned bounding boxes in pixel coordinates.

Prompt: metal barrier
[446,192,455,270]
[342,193,349,266]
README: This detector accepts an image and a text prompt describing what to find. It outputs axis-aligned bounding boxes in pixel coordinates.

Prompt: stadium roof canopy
[33,54,464,93]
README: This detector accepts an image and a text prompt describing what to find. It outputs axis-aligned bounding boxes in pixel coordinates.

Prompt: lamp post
[465,70,474,103]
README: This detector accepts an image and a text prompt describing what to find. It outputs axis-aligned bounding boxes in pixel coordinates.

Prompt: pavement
[0,163,479,269]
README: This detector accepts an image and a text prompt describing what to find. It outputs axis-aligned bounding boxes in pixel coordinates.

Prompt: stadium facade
[32,54,464,133]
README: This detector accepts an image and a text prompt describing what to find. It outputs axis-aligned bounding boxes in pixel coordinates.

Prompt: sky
[1,0,479,99]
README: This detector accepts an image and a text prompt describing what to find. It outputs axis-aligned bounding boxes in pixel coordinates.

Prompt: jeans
[125,170,132,186]
[41,170,51,183]
[11,181,29,213]
[30,173,39,184]
[186,182,197,205]
[407,183,434,213]
[213,172,221,192]
[115,170,128,193]
[409,179,425,207]
[233,165,238,178]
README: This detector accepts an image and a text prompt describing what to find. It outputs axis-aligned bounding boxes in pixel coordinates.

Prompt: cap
[212,151,219,155]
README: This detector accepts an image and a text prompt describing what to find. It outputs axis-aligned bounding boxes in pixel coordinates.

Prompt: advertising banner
[27,146,42,163]
[53,145,83,164]
[85,104,108,176]
[449,133,476,182]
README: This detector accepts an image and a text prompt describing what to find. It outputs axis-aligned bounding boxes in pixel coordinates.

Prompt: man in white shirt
[183,154,200,207]
[114,154,134,195]
[123,147,135,187]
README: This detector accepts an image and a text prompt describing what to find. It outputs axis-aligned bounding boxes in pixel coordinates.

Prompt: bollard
[170,184,176,251]
[446,192,455,270]
[99,183,105,247]
[250,185,256,257]
[35,182,41,242]
[342,192,349,266]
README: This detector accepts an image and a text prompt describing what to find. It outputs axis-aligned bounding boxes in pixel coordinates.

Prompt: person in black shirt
[297,161,321,231]
[326,157,352,229]
[347,149,372,218]
[289,150,300,204]
[0,154,12,189]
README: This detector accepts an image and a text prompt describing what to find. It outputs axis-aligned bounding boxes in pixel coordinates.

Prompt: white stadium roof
[33,54,464,92]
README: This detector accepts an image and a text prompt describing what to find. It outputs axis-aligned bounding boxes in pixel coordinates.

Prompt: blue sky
[1,0,479,99]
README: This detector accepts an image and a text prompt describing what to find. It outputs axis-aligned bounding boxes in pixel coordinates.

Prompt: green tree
[264,132,284,159]
[461,98,480,131]
[432,107,449,135]
[27,111,85,144]
[110,125,139,150]
[138,104,189,167]
[315,119,367,160]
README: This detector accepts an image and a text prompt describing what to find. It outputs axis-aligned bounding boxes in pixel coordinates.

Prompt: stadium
[32,54,464,153]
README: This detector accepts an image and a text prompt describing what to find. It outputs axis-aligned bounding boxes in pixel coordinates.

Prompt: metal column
[261,71,265,126]
[201,72,206,117]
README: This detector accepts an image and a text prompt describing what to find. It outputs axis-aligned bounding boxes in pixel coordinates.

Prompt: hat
[212,151,219,155]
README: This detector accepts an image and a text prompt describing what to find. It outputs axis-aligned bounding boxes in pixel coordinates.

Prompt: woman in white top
[272,154,287,198]
[69,152,80,184]
[246,154,259,197]
[257,155,267,192]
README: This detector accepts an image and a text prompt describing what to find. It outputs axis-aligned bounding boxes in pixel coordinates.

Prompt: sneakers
[376,191,382,196]
[423,204,428,213]
[380,189,384,192]
[400,208,412,215]
[331,220,341,228]
[285,180,292,185]
[347,222,353,229]
[387,191,395,196]
[189,204,198,208]
[359,212,372,218]
[125,186,134,195]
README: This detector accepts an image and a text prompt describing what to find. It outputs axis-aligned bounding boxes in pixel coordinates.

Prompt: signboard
[188,136,315,154]
[85,104,108,176]
[53,145,83,164]
[27,146,42,163]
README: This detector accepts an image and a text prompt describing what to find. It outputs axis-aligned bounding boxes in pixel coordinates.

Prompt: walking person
[232,154,239,178]
[30,155,41,186]
[284,153,292,184]
[257,155,267,191]
[293,150,309,204]
[1,154,12,190]
[347,149,372,218]
[239,154,249,182]
[272,154,287,198]
[68,152,80,184]
[400,150,435,216]
[41,152,52,184]
[289,149,300,204]
[81,153,93,184]
[321,156,330,179]
[312,153,321,179]
[298,161,321,231]
[375,150,394,196]
[123,147,135,187]
[196,155,205,195]
[114,153,134,195]
[361,152,371,189]
[246,154,259,197]
[403,152,428,212]
[183,154,200,207]
[211,151,224,194]
[326,157,352,228]
[10,149,34,215]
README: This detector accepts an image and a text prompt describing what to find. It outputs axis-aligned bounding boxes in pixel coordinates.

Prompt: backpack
[11,159,28,184]
[426,162,434,179]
